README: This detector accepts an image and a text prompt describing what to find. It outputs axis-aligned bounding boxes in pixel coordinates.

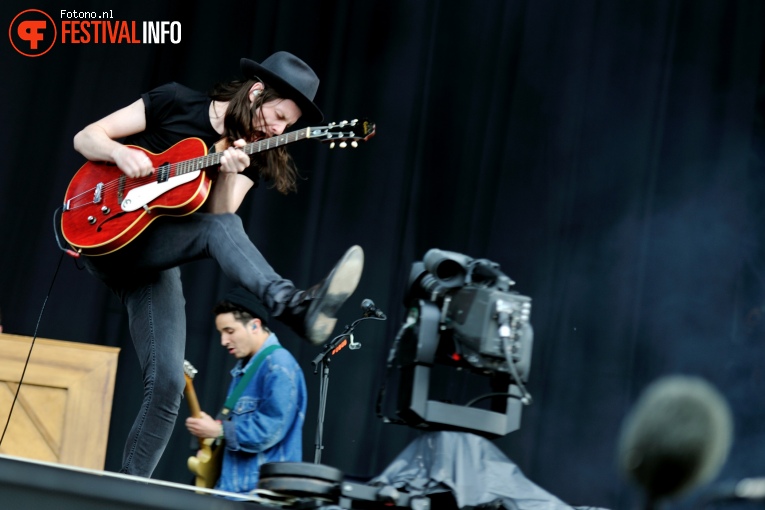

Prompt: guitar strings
[64,146,230,208]
[65,163,195,209]
[64,129,315,210]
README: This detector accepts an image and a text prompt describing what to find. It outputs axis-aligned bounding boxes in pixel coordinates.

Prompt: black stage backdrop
[1,1,764,508]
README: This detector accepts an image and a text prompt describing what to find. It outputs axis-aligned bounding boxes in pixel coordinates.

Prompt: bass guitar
[61,119,375,256]
[183,360,223,489]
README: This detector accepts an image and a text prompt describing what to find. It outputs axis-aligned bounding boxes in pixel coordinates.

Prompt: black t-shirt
[124,82,260,183]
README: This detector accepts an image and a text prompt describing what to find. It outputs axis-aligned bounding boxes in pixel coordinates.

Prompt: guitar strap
[217,344,282,420]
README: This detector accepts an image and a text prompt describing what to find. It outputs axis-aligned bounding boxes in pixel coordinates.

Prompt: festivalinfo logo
[9,8,182,57]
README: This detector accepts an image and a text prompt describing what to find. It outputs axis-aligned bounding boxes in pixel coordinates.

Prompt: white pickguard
[121,171,201,212]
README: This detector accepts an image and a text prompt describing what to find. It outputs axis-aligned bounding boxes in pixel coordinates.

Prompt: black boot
[280,245,364,345]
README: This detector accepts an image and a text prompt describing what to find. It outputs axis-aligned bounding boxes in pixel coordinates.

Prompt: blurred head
[617,375,733,502]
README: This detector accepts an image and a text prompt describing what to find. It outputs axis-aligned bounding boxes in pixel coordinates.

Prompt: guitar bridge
[93,182,103,204]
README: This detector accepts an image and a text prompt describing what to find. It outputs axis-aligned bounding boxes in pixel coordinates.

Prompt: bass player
[185,288,306,495]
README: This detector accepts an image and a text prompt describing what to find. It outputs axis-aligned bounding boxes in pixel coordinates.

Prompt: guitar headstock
[183,360,198,380]
[309,119,376,149]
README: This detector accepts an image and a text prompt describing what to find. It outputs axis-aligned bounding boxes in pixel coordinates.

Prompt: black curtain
[1,1,764,508]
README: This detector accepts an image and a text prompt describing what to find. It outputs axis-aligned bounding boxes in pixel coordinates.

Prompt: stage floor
[0,454,278,509]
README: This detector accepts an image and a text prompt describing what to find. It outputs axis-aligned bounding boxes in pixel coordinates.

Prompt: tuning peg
[351,119,358,125]
[340,141,347,148]
[329,142,336,149]
[351,141,358,148]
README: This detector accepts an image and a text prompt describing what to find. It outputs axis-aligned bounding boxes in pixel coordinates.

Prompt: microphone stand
[311,313,385,464]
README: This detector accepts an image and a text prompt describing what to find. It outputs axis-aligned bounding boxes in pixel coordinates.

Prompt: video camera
[379,249,534,438]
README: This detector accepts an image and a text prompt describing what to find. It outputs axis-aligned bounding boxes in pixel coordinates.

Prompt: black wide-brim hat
[241,52,323,124]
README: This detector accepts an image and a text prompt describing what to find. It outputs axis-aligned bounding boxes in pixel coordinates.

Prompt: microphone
[361,299,386,319]
[617,375,733,505]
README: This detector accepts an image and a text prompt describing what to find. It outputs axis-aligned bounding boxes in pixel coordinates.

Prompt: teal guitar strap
[218,344,282,418]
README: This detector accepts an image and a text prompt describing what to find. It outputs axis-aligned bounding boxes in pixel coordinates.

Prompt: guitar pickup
[93,182,103,204]
[157,163,170,183]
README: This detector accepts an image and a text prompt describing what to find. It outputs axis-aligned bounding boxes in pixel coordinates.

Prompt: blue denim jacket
[216,334,307,494]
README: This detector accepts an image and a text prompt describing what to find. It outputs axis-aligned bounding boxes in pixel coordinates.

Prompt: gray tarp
[370,431,606,510]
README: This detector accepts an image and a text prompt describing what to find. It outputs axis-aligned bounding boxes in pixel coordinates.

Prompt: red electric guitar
[61,119,375,256]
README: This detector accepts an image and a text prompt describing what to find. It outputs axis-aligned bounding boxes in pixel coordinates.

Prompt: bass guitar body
[61,138,212,256]
[187,437,223,490]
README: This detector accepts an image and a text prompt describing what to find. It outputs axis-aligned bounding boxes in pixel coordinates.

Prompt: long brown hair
[209,79,299,194]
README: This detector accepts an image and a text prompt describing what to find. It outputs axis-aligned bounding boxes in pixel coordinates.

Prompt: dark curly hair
[212,300,271,332]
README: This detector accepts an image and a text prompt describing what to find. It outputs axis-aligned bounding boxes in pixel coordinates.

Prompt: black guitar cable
[53,205,81,259]
[0,250,66,447]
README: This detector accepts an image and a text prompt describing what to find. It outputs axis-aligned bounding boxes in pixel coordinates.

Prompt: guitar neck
[184,374,203,418]
[175,128,311,177]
